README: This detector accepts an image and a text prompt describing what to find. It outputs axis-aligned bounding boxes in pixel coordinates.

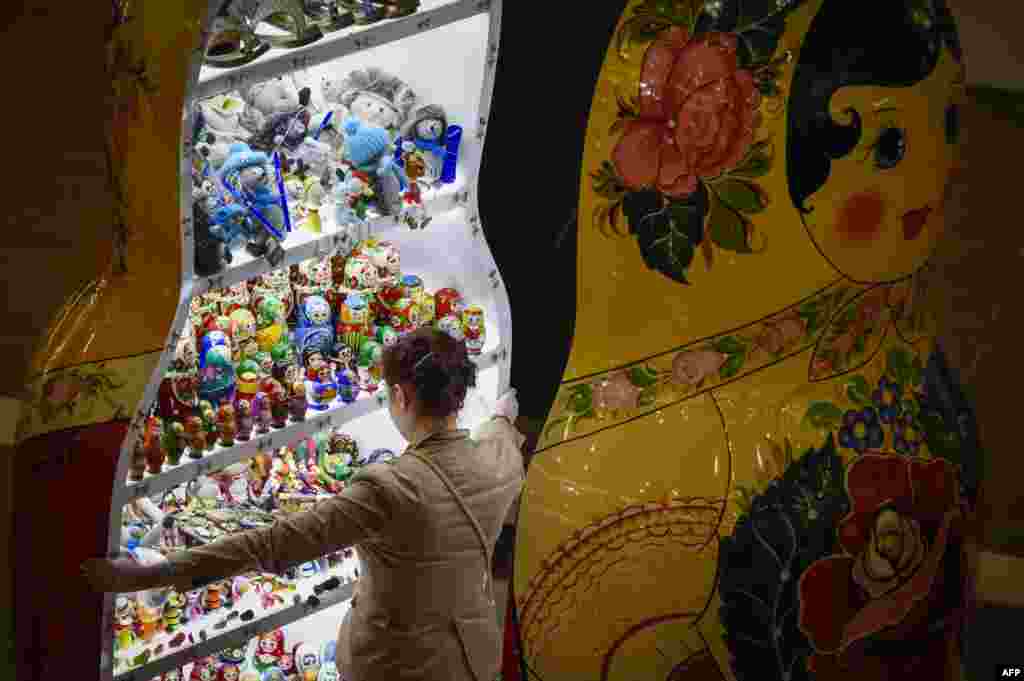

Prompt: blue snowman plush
[339,117,405,216]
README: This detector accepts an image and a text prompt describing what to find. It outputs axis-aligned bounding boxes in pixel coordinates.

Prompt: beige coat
[167,419,525,681]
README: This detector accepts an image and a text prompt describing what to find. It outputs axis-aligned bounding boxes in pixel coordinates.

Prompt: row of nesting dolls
[149,629,340,681]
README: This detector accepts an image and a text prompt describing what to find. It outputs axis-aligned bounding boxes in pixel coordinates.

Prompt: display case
[99,1,510,679]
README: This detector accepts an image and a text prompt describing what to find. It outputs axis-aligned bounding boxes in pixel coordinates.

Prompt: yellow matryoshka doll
[513,2,974,681]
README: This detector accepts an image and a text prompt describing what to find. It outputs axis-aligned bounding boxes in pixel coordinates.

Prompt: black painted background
[478,3,624,437]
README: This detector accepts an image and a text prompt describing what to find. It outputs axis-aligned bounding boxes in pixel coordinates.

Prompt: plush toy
[321,67,416,135]
[198,93,251,142]
[339,117,405,216]
[250,87,313,154]
[217,143,287,257]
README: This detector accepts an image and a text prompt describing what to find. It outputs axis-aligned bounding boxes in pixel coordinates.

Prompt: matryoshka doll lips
[902,205,933,241]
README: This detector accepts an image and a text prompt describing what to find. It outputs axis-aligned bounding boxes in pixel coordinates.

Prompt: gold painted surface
[516,0,964,679]
[27,0,207,386]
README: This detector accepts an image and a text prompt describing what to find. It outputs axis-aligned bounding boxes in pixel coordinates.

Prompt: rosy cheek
[836,189,886,243]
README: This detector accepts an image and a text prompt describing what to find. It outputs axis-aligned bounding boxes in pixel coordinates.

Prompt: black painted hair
[786,0,962,214]
[381,327,477,420]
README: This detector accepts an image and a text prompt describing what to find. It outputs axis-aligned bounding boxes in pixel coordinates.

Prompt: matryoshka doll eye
[874,126,907,170]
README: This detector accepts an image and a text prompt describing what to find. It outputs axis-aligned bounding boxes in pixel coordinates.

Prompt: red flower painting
[797,455,970,680]
[611,28,761,198]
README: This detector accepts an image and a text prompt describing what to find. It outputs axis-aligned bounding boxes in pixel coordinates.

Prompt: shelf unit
[100,0,508,677]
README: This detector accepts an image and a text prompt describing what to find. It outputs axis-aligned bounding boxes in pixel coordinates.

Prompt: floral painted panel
[514,0,969,679]
[18,352,160,442]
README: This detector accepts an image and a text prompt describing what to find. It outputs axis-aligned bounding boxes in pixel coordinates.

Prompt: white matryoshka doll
[513,1,970,681]
[228,308,257,362]
[253,267,295,322]
[341,252,380,292]
[295,255,333,308]
[461,305,485,355]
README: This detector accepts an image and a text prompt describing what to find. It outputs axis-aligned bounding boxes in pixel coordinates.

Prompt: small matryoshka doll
[255,294,286,352]
[253,267,295,321]
[203,583,222,611]
[371,239,402,287]
[218,282,250,315]
[336,292,370,352]
[434,287,464,320]
[137,604,161,641]
[228,308,257,362]
[262,378,289,428]
[162,668,183,681]
[158,367,198,422]
[462,305,486,355]
[216,403,237,447]
[190,292,220,336]
[198,332,236,407]
[375,324,399,348]
[144,416,166,474]
[113,597,136,650]
[129,440,147,481]
[435,314,465,342]
[162,591,183,633]
[164,420,186,465]
[296,256,333,307]
[336,367,358,405]
[356,339,383,392]
[190,657,218,681]
[341,253,379,292]
[293,642,321,681]
[271,337,299,385]
[387,297,420,333]
[417,289,436,327]
[289,380,307,422]
[400,273,423,300]
[253,392,272,434]
[218,664,241,681]
[253,630,285,671]
[236,399,253,441]
[235,358,262,404]
[309,364,338,410]
[185,415,206,458]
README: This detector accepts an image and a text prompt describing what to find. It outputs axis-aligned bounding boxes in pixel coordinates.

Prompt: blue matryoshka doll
[197,331,236,407]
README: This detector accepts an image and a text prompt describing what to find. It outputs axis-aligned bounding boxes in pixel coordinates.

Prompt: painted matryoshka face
[198,664,216,681]
[349,93,401,131]
[436,315,465,341]
[258,634,277,654]
[344,255,379,290]
[305,297,331,326]
[787,0,965,283]
[464,310,483,328]
[229,309,256,343]
[378,327,399,346]
[222,665,240,681]
[264,267,291,291]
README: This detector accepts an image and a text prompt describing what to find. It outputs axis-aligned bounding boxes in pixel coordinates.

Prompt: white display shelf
[112,571,356,681]
[194,0,490,101]
[192,176,469,295]
[117,324,504,505]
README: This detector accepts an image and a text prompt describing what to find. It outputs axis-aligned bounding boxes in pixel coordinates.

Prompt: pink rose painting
[591,4,788,284]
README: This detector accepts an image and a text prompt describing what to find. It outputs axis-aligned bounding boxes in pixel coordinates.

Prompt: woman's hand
[494,388,519,422]
[80,556,158,593]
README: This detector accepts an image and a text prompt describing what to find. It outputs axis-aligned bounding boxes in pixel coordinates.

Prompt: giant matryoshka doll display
[512,2,977,681]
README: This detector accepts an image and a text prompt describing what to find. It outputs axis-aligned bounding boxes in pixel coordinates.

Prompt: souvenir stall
[508,1,980,681]
[12,1,511,680]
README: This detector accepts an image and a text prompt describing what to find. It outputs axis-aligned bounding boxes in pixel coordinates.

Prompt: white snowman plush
[241,77,302,135]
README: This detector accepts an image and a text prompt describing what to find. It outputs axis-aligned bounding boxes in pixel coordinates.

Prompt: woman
[82,327,525,681]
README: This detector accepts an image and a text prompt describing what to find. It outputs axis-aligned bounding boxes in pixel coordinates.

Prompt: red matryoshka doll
[235,399,253,442]
[309,363,338,410]
[261,377,289,428]
[461,305,486,355]
[189,657,218,681]
[253,630,285,672]
[341,252,380,292]
[190,292,220,338]
[217,664,241,681]
[216,403,236,447]
[144,416,166,474]
[253,392,272,434]
[158,330,199,421]
[277,652,297,681]
[336,292,370,352]
[387,296,420,333]
[434,287,464,320]
[218,282,250,315]
[288,380,307,422]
